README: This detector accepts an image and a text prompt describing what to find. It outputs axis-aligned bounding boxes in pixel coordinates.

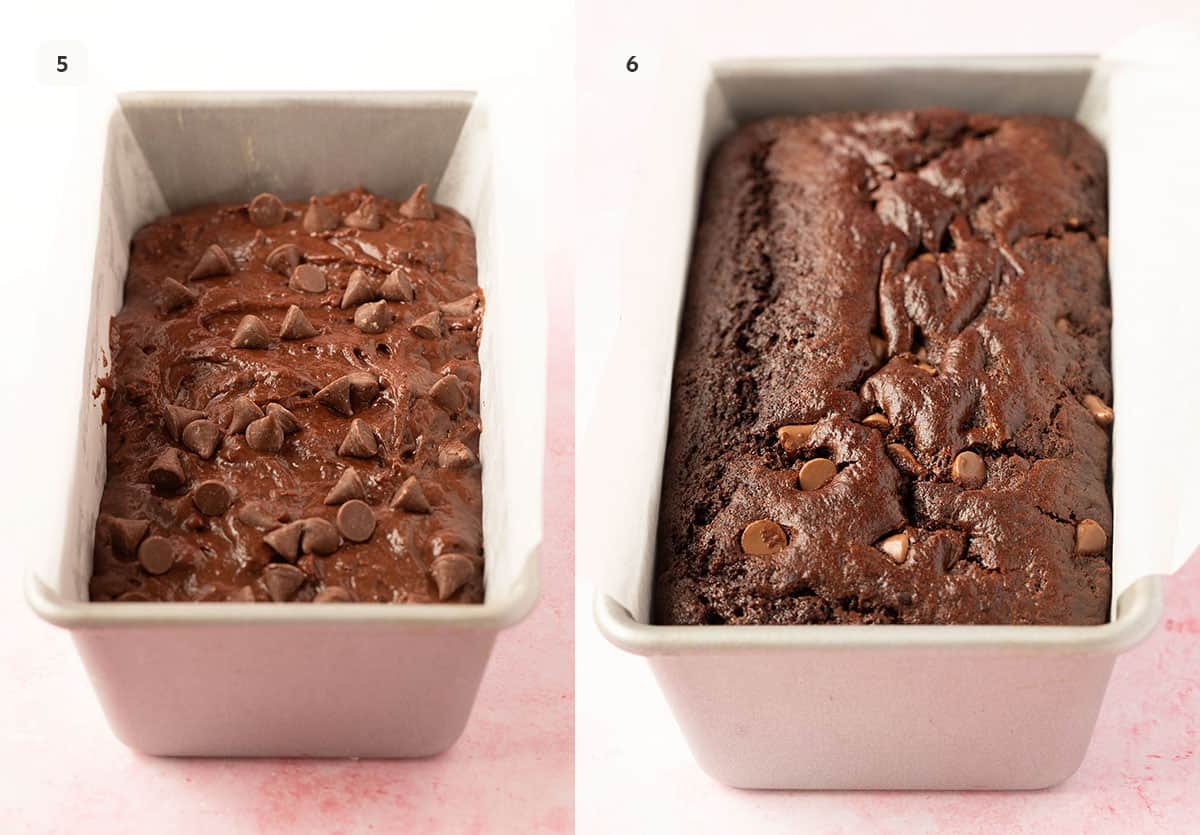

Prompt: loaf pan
[26,91,542,757]
[593,56,1164,789]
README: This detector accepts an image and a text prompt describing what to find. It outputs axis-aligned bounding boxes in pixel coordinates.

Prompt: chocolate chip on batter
[245,413,284,452]
[265,243,304,275]
[798,457,837,491]
[231,314,271,349]
[313,586,354,603]
[952,450,986,489]
[289,263,328,293]
[280,304,319,339]
[354,300,394,334]
[263,563,306,601]
[301,517,340,555]
[438,440,476,469]
[1075,519,1107,555]
[341,269,378,309]
[265,403,301,435]
[159,277,199,313]
[1082,394,1114,427]
[429,374,467,414]
[263,520,305,561]
[440,294,479,318]
[188,243,234,279]
[862,413,891,431]
[248,192,286,227]
[344,195,382,231]
[886,443,925,477]
[430,553,475,600]
[192,480,233,516]
[107,517,149,558]
[226,396,264,434]
[338,419,379,458]
[163,404,206,442]
[316,373,379,416]
[324,467,366,505]
[390,475,431,513]
[228,586,257,602]
[410,310,443,339]
[336,500,376,543]
[301,196,339,233]
[878,531,909,564]
[238,502,283,531]
[740,519,787,556]
[148,448,187,490]
[777,424,816,454]
[380,268,415,302]
[398,183,436,220]
[182,419,222,459]
[137,536,176,575]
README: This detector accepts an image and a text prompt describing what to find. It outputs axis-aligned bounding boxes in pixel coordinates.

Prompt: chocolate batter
[655,109,1112,625]
[90,186,484,603]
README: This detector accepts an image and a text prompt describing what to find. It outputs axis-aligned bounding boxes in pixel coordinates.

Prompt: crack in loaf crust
[654,108,1113,625]
[90,187,485,603]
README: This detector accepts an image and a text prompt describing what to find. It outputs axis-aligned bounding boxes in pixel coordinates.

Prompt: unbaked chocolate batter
[90,186,484,603]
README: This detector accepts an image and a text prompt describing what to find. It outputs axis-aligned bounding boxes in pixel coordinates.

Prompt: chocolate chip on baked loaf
[231,315,271,349]
[740,519,787,556]
[280,305,319,339]
[777,424,815,454]
[878,532,910,564]
[1082,394,1114,426]
[952,451,986,489]
[798,457,837,491]
[188,244,234,279]
[862,413,891,431]
[248,193,286,227]
[301,197,339,233]
[886,443,925,478]
[1075,519,1107,555]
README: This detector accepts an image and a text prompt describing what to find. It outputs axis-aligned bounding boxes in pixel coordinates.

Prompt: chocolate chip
[430,553,475,600]
[344,195,382,230]
[188,244,234,279]
[410,310,443,339]
[280,304,319,339]
[380,268,415,302]
[229,586,257,602]
[193,480,233,515]
[798,457,837,491]
[429,528,479,558]
[398,183,436,220]
[265,243,304,275]
[862,413,890,431]
[1082,394,1114,427]
[740,519,786,555]
[248,193,286,227]
[878,532,909,564]
[137,536,176,575]
[263,563,306,601]
[263,520,305,561]
[107,517,149,558]
[952,450,986,489]
[238,502,283,531]
[324,467,366,505]
[289,264,327,293]
[301,517,340,555]
[914,359,938,375]
[354,300,394,334]
[163,404,206,441]
[265,403,301,434]
[390,475,431,513]
[313,586,354,603]
[870,334,888,363]
[341,269,378,309]
[159,277,199,313]
[1055,317,1071,334]
[886,443,925,477]
[301,196,339,233]
[440,294,479,318]
[338,418,378,458]
[336,500,375,543]
[231,314,271,349]
[430,374,467,414]
[245,413,284,452]
[1076,519,1107,555]
[116,591,154,602]
[777,424,815,454]
[316,373,380,416]
[438,440,476,469]
[182,419,222,459]
[148,448,187,490]
[226,396,264,433]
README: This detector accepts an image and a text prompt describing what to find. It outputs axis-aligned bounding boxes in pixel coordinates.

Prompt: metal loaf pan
[27,91,541,757]
[595,56,1163,790]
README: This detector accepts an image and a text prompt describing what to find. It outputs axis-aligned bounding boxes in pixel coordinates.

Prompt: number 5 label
[37,42,88,85]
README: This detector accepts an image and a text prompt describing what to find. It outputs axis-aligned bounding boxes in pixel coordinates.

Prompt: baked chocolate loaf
[655,109,1112,625]
[90,186,485,603]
